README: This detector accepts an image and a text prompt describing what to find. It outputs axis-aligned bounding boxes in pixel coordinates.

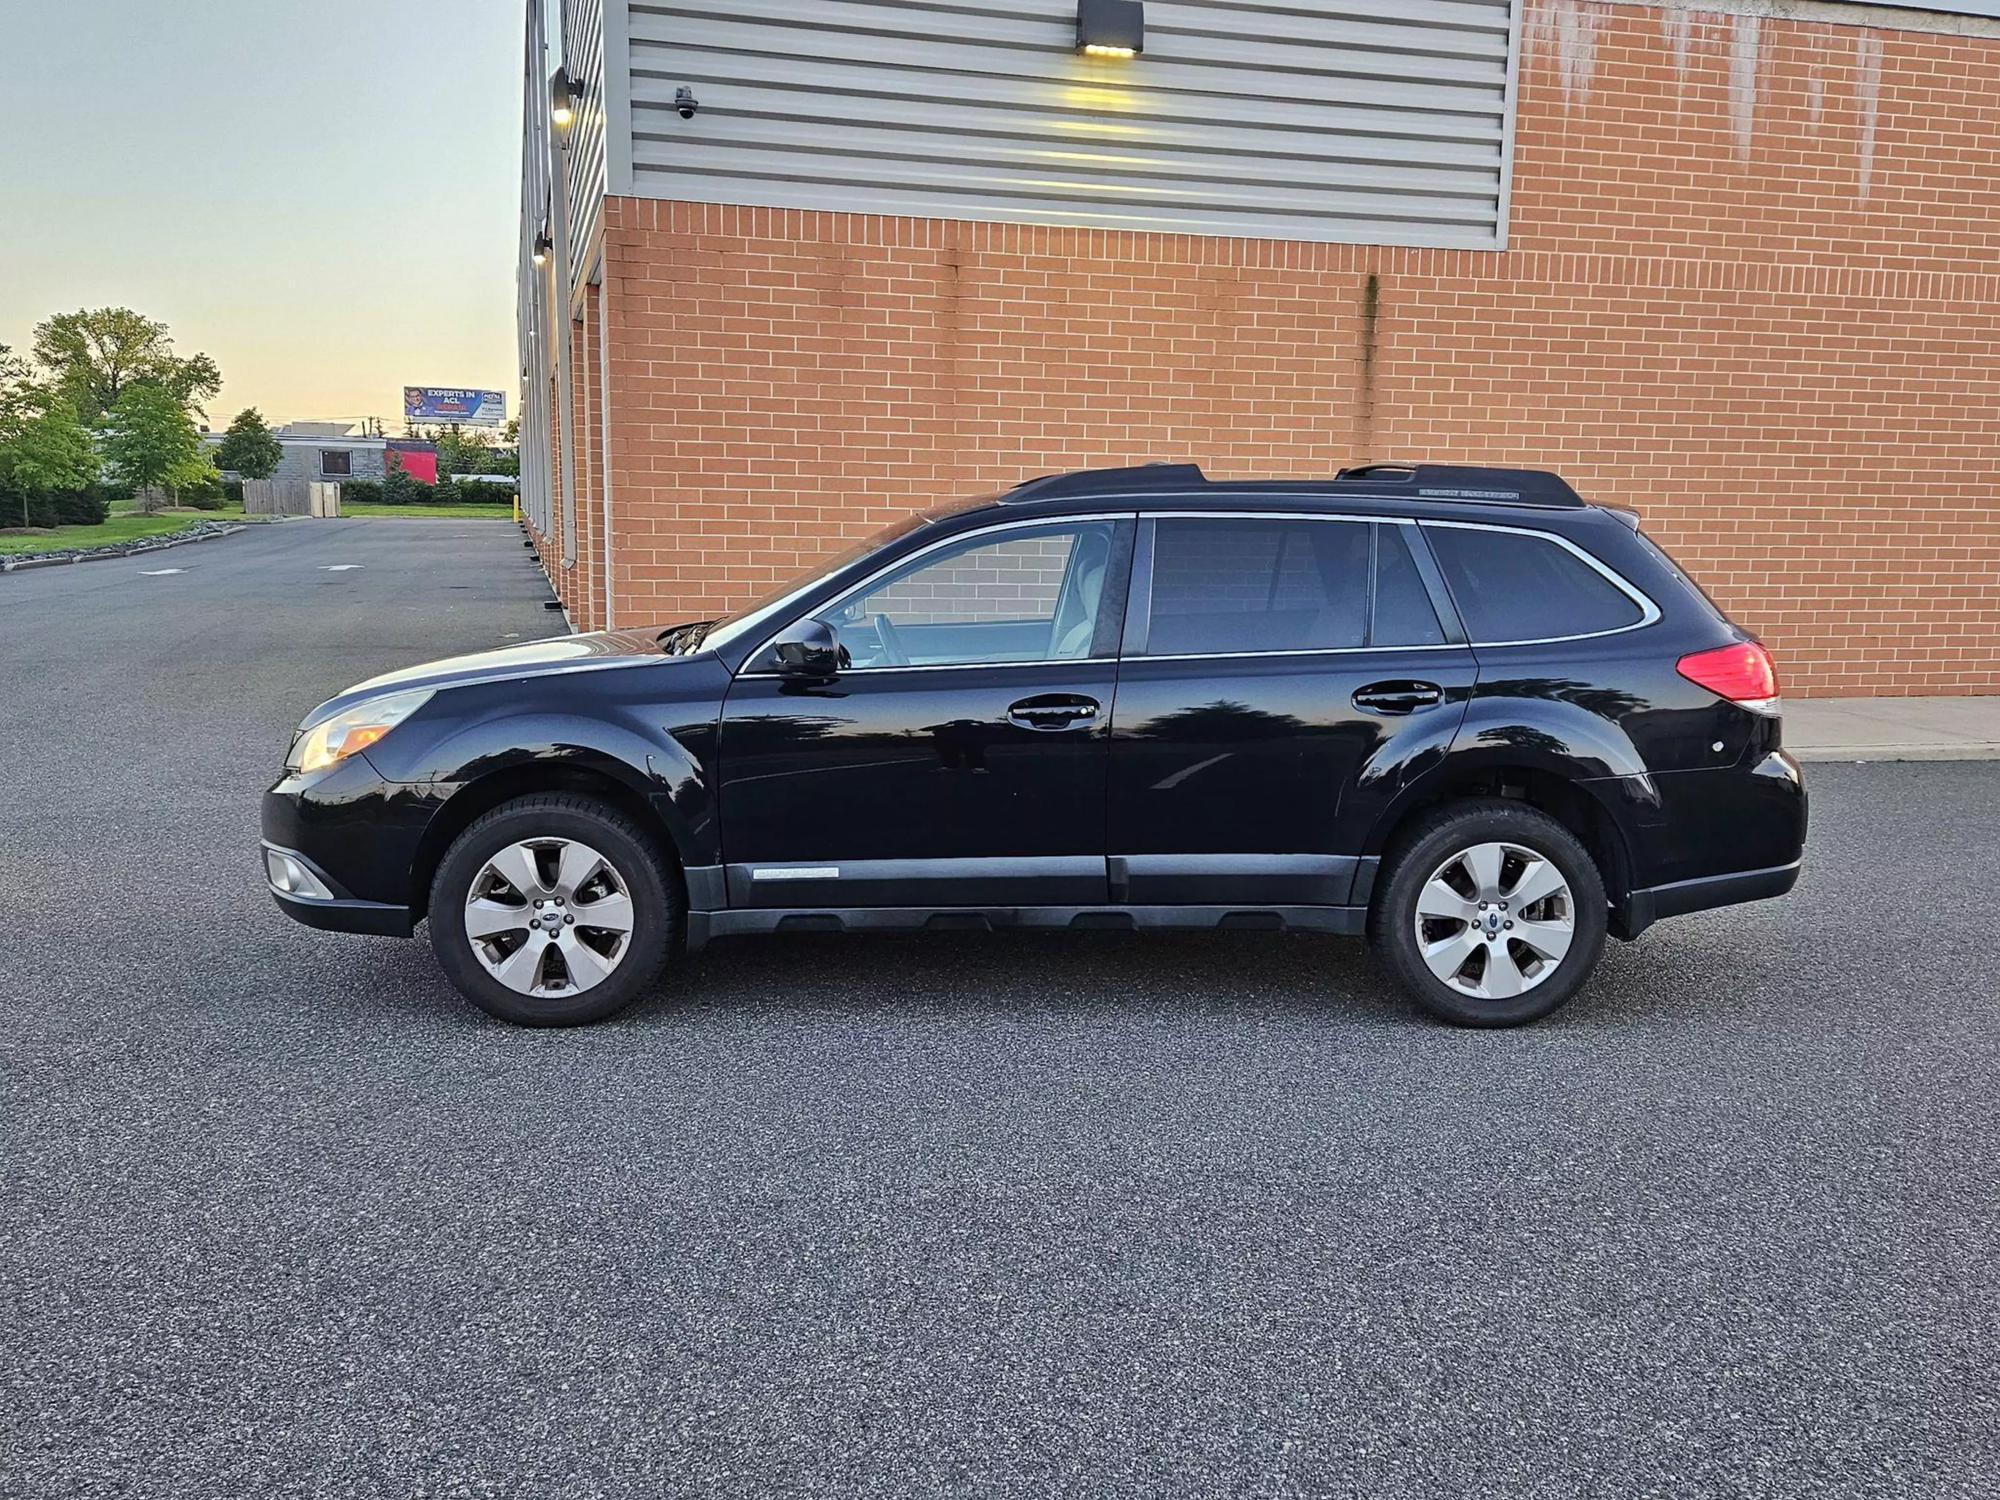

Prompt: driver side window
[825,521,1119,669]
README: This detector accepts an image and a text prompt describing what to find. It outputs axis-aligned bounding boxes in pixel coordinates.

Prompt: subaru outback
[263,463,1806,1028]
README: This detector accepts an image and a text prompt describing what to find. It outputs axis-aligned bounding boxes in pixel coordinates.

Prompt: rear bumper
[1616,858,1800,940]
[1600,748,1806,939]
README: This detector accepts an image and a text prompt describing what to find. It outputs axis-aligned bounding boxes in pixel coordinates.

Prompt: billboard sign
[404,386,506,427]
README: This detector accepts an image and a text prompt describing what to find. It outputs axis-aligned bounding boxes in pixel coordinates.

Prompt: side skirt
[684,904,1367,952]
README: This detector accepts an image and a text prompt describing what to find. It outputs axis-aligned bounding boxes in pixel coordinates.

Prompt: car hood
[304,628,691,725]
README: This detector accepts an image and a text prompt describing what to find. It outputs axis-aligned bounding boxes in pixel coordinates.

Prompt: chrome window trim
[741,511,1131,674]
[737,655,1118,681]
[735,506,1663,677]
[1148,509,1416,526]
[1416,518,1661,646]
[1128,643,1468,666]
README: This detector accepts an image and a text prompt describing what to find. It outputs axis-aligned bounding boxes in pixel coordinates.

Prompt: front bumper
[262,752,443,939]
[262,841,414,936]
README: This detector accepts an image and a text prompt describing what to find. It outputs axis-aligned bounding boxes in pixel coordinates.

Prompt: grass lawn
[106,498,247,519]
[0,511,240,557]
[341,501,516,520]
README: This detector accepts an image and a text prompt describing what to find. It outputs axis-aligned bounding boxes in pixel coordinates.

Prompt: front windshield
[696,512,934,653]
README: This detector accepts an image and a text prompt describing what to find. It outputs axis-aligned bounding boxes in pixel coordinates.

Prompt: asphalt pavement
[3,521,1995,1499]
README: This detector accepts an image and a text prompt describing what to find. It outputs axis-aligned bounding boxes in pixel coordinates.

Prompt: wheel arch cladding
[1452,692,1650,782]
[1365,762,1636,911]
[408,756,688,920]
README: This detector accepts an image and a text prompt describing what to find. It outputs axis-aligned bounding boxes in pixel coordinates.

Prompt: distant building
[385,439,439,485]
[206,423,437,484]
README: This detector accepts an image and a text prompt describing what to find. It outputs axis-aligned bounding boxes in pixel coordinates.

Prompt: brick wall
[543,0,2000,696]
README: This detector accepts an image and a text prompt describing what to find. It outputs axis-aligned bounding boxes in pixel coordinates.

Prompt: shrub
[15,485,112,527]
[334,476,515,508]
[179,473,227,510]
[436,477,518,506]
[381,465,427,506]
[224,478,244,506]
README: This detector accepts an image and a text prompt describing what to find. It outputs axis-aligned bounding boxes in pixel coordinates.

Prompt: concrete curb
[1,522,253,574]
[1792,744,2000,763]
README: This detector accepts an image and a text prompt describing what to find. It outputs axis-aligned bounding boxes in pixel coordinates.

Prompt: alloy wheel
[463,837,635,997]
[1412,840,1576,1001]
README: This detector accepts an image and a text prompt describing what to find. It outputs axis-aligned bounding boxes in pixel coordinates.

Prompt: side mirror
[772,618,843,678]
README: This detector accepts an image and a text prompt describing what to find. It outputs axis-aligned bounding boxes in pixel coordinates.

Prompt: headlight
[286,689,434,774]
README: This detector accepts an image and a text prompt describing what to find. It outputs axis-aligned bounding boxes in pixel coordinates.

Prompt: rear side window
[1424,526,1645,642]
[1373,525,1446,647]
[1144,519,1442,654]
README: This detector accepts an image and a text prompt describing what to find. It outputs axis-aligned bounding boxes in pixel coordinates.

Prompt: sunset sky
[0,1,523,433]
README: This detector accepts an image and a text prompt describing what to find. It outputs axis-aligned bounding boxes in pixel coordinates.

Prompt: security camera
[674,86,699,120]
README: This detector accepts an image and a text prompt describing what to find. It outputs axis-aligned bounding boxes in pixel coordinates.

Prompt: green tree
[380,453,427,505]
[103,381,206,512]
[0,343,34,432]
[0,387,99,527]
[32,307,222,423]
[167,442,222,506]
[413,422,507,480]
[216,406,282,479]
[0,342,27,395]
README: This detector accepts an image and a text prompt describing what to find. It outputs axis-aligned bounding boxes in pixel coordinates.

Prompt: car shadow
[289,906,1799,1035]
[656,929,1425,1025]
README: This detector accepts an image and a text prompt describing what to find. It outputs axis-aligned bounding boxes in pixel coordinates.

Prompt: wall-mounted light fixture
[532,229,553,268]
[1077,0,1143,58]
[550,67,580,129]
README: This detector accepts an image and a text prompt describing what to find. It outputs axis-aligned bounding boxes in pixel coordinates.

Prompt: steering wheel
[873,613,911,667]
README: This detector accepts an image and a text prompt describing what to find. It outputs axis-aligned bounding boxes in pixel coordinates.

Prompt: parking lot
[4,520,1995,1499]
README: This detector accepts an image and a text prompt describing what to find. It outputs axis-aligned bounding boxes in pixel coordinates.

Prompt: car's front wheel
[428,793,678,1026]
[1370,799,1607,1027]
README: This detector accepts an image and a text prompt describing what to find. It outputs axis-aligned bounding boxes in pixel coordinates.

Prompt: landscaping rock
[0,521,250,573]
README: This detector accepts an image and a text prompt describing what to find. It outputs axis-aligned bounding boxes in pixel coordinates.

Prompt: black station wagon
[263,463,1806,1028]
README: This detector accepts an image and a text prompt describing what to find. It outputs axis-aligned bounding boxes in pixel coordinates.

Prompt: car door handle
[1353,681,1444,715]
[1007,695,1100,731]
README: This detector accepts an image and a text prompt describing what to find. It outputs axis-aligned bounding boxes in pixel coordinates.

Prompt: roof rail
[1333,463,1585,509]
[998,460,1586,509]
[1003,462,1207,503]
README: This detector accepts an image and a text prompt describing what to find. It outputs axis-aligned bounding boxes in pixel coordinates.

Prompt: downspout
[550,77,578,571]
[598,274,615,630]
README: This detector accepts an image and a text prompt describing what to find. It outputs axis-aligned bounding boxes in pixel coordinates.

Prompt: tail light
[1677,641,1779,712]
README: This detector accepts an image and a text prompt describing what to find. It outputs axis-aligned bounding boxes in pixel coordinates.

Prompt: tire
[428,793,679,1027]
[1369,799,1607,1028]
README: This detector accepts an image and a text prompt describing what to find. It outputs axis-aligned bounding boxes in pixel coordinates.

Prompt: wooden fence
[241,480,340,518]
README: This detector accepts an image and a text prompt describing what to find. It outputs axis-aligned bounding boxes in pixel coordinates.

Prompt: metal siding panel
[563,0,608,300]
[519,0,555,539]
[617,0,1519,248]
[605,0,635,193]
[632,57,1504,146]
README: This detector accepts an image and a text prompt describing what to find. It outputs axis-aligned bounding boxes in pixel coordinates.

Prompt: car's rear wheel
[428,794,678,1026]
[1370,799,1607,1027]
